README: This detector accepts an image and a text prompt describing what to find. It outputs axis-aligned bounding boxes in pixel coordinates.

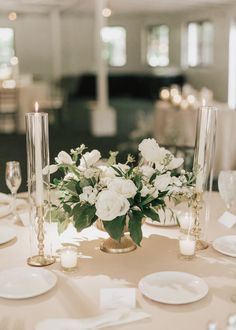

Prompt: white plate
[0,225,16,244]
[145,208,178,227]
[0,267,57,299]
[213,235,236,257]
[139,271,208,304]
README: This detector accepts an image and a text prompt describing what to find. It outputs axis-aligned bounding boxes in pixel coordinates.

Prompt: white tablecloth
[0,192,236,330]
[154,101,236,176]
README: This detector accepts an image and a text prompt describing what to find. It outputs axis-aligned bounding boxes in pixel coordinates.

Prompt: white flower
[154,173,172,191]
[138,138,160,162]
[55,151,73,165]
[83,168,99,179]
[79,186,98,205]
[95,190,130,221]
[64,172,78,181]
[140,185,150,197]
[171,177,182,187]
[140,165,155,178]
[79,150,101,169]
[42,164,58,175]
[99,166,116,186]
[166,157,184,170]
[108,177,137,198]
[113,163,130,174]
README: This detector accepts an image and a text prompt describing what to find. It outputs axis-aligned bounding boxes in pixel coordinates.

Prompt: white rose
[79,150,101,169]
[167,157,184,170]
[55,151,73,165]
[108,177,137,198]
[138,138,160,162]
[95,190,130,221]
[154,173,172,191]
[140,165,155,178]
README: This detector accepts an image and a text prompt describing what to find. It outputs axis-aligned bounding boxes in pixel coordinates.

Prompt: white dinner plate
[213,235,236,257]
[0,225,16,245]
[0,267,57,299]
[138,271,208,304]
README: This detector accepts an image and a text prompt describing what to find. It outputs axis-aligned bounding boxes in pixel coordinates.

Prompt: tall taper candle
[195,100,208,192]
[34,102,44,206]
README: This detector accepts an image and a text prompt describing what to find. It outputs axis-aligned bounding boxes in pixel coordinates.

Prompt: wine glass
[5,161,22,221]
[218,170,236,212]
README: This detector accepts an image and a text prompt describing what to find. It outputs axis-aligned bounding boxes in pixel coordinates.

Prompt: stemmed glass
[5,161,22,221]
[218,170,236,212]
[218,170,236,303]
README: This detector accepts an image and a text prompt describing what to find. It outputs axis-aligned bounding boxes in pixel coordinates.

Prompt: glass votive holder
[177,210,195,234]
[179,235,196,260]
[60,246,78,272]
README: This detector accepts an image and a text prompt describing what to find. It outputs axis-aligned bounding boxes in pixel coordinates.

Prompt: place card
[100,288,136,310]
[218,211,236,228]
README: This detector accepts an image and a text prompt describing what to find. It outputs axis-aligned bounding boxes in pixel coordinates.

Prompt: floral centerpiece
[50,138,194,252]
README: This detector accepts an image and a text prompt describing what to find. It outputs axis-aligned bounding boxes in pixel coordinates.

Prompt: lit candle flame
[35,101,39,113]
[202,98,206,107]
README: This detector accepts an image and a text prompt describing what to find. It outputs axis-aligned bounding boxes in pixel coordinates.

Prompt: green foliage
[129,210,143,246]
[73,203,96,232]
[103,216,126,241]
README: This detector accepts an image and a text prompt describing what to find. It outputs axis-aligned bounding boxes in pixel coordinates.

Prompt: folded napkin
[35,308,150,330]
[0,193,27,218]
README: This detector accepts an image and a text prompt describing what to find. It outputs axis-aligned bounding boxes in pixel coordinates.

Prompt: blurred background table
[154,100,236,176]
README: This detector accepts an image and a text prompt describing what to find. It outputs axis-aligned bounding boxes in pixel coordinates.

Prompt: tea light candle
[179,235,196,258]
[60,247,78,271]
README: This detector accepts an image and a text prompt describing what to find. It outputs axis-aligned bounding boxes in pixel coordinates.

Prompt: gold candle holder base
[100,235,136,254]
[27,255,56,267]
[196,239,209,251]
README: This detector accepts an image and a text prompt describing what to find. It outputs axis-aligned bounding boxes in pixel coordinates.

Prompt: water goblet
[5,161,22,221]
[218,170,236,212]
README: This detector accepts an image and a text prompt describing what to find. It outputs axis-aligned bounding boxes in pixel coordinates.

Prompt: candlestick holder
[192,106,217,250]
[25,112,56,267]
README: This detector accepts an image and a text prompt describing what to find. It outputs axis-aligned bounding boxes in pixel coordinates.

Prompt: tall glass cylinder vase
[25,112,56,266]
[192,105,217,250]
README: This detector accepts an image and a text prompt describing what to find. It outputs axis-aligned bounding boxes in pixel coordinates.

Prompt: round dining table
[0,191,236,330]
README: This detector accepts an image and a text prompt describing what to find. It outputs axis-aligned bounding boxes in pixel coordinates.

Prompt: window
[187,21,213,67]
[146,25,169,67]
[101,27,126,67]
[0,28,15,65]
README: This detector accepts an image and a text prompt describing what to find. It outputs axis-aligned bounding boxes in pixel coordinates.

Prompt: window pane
[187,21,213,67]
[201,22,213,66]
[147,25,169,67]
[0,28,14,65]
[101,27,126,67]
[187,23,199,67]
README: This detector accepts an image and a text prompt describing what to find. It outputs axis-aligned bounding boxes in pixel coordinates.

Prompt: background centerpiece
[50,138,194,253]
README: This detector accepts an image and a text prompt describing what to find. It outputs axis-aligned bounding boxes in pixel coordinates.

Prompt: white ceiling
[0,0,234,14]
